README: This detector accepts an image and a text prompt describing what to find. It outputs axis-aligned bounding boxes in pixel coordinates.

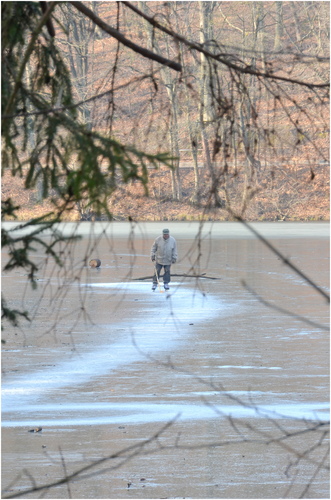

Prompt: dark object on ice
[89,259,101,268]
[135,273,219,281]
[28,427,42,433]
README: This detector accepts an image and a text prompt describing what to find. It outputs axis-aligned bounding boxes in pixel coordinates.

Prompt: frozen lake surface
[2,221,330,499]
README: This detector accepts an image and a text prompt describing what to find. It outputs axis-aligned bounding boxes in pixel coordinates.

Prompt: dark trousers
[153,263,171,285]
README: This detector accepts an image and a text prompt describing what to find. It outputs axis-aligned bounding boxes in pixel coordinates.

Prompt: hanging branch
[2,1,58,120]
[235,216,330,304]
[2,73,157,120]
[69,1,182,72]
[242,280,329,332]
[122,1,329,89]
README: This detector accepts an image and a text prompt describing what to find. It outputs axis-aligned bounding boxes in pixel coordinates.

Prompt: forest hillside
[2,1,329,222]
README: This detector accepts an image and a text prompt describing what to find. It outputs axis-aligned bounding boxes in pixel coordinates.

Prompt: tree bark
[198,1,223,207]
[273,1,284,51]
[199,1,215,123]
[138,1,182,201]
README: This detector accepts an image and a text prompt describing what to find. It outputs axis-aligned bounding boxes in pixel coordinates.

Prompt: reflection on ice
[2,401,329,428]
[2,279,329,431]
[218,365,282,370]
[2,282,223,418]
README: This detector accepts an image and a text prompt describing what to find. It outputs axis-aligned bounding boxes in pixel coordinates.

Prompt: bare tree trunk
[168,90,182,201]
[290,2,304,43]
[199,1,215,123]
[254,1,266,71]
[304,1,330,56]
[273,1,284,51]
[59,2,98,129]
[236,2,263,209]
[138,1,182,201]
[189,131,200,204]
[239,101,260,215]
[57,2,101,218]
[198,1,223,207]
[25,63,43,202]
[180,3,200,203]
[199,120,224,207]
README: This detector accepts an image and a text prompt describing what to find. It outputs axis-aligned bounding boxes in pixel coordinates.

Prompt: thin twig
[2,418,179,499]
[59,447,72,499]
[2,73,158,119]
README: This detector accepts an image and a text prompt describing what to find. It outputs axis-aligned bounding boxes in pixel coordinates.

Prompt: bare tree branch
[2,417,179,499]
[234,217,330,304]
[122,0,329,89]
[242,280,330,331]
[69,1,182,72]
[2,73,158,119]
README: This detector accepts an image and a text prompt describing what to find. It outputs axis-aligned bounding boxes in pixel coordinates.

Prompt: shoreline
[2,220,330,239]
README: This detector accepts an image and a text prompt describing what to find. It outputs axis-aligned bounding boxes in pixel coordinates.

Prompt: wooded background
[2,1,329,222]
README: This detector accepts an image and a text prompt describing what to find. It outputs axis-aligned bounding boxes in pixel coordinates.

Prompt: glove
[172,259,176,264]
[151,255,155,262]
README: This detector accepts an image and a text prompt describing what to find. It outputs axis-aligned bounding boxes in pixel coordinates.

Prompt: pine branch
[2,2,58,120]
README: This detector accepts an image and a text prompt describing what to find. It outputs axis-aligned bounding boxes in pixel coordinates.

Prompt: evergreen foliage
[1,1,173,325]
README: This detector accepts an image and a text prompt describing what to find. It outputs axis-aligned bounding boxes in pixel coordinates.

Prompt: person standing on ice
[151,228,178,291]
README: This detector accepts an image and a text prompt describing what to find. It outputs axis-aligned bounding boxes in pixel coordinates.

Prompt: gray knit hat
[162,228,170,234]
